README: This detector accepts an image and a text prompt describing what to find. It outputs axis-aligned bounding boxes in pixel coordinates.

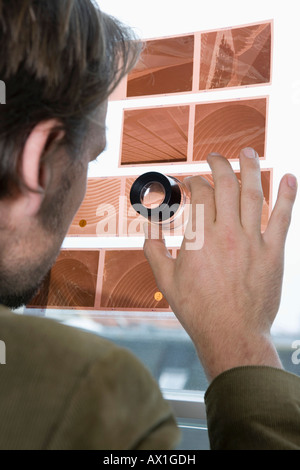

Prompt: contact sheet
[27,19,274,313]
[111,20,272,100]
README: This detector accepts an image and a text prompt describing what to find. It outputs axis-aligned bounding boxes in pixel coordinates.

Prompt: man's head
[0,0,141,309]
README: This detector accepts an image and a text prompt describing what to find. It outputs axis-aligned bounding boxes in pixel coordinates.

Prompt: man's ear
[20,119,65,216]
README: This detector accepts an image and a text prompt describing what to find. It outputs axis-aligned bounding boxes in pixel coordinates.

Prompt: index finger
[207,153,241,227]
[183,175,215,228]
[180,176,214,252]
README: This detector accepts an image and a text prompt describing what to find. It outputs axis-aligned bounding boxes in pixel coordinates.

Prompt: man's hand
[144,148,298,382]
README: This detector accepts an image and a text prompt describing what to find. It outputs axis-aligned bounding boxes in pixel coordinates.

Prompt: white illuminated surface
[64,0,300,335]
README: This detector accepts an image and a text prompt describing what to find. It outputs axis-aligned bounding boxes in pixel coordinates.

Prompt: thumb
[143,223,175,294]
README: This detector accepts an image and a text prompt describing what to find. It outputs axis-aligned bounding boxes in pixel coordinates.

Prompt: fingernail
[242,147,257,158]
[288,175,298,189]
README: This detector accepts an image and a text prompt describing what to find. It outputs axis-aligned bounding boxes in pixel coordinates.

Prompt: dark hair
[0,0,141,197]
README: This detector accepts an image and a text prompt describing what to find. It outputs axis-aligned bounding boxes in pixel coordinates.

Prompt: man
[0,0,179,450]
[0,0,298,451]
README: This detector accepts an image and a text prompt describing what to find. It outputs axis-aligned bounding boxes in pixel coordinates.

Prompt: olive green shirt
[0,305,180,450]
[2,305,300,450]
[205,366,300,450]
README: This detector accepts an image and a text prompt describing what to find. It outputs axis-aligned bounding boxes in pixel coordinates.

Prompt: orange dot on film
[154,292,163,302]
[79,219,87,228]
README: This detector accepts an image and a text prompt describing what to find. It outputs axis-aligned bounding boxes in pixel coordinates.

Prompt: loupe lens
[140,182,166,209]
[130,172,189,228]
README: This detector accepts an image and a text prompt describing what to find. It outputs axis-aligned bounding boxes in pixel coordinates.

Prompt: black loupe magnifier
[130,172,189,227]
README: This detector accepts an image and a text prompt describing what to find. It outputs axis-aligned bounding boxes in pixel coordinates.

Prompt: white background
[65,0,300,336]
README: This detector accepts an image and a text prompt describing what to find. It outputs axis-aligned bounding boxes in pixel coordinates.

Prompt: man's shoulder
[0,305,133,375]
[0,307,176,450]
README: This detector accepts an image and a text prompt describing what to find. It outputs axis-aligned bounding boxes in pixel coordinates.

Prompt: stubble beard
[0,172,74,310]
